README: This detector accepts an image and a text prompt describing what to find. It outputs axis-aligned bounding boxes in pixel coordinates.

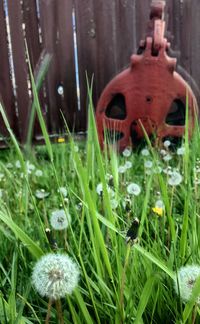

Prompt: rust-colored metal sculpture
[96,0,198,151]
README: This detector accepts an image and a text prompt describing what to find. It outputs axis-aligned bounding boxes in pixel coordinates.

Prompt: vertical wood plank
[0,1,17,138]
[39,0,77,134]
[75,0,138,130]
[135,0,150,45]
[22,0,41,67]
[74,0,100,130]
[55,0,78,131]
[22,0,49,140]
[114,0,137,70]
[7,0,30,142]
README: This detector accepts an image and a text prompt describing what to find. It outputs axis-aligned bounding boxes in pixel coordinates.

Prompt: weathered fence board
[7,0,30,143]
[0,2,16,140]
[39,0,77,134]
[0,0,200,145]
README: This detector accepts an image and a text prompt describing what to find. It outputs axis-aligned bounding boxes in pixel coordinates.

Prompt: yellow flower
[152,207,163,217]
[58,137,65,143]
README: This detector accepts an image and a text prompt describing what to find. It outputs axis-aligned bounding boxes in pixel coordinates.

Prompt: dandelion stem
[45,298,53,324]
[56,299,64,324]
[192,303,198,324]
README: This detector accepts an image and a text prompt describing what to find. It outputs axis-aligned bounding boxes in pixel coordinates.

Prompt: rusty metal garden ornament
[96,0,198,151]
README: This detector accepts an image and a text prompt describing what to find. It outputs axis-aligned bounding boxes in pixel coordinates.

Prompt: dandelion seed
[168,171,183,186]
[0,173,4,181]
[118,165,126,174]
[141,148,150,156]
[163,140,171,148]
[35,170,43,177]
[32,253,80,300]
[174,265,200,304]
[50,209,71,230]
[96,183,103,195]
[127,183,141,196]
[144,160,153,169]
[110,199,118,209]
[124,161,132,169]
[122,148,132,157]
[160,149,167,156]
[57,85,64,96]
[74,145,79,153]
[163,153,172,162]
[145,169,153,175]
[163,166,173,175]
[26,161,35,174]
[155,199,165,209]
[177,146,185,156]
[15,160,21,168]
[6,162,13,169]
[35,189,50,199]
[154,166,163,174]
[58,187,68,197]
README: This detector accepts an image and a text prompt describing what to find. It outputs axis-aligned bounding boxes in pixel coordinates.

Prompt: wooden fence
[0,0,200,145]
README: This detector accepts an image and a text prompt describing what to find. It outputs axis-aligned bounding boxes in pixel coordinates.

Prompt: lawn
[0,84,200,323]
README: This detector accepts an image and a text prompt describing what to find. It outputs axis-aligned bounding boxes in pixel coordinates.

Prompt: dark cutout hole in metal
[165,99,186,126]
[105,94,126,120]
[104,129,124,143]
[146,96,153,103]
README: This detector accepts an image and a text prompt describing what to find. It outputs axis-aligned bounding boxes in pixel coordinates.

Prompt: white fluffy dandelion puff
[32,253,80,300]
[168,171,183,186]
[174,265,200,304]
[122,147,132,157]
[127,183,141,196]
[50,209,71,230]
[58,187,68,197]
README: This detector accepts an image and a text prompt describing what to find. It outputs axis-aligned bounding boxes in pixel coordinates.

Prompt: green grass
[0,71,200,323]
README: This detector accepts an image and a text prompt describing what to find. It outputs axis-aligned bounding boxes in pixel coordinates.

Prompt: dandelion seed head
[118,165,126,174]
[177,146,185,156]
[163,166,173,175]
[50,209,71,230]
[160,149,167,156]
[154,166,163,174]
[6,163,13,169]
[141,148,150,156]
[0,173,4,181]
[174,265,200,304]
[124,161,132,169]
[122,148,132,157]
[35,189,50,199]
[144,160,153,169]
[163,154,172,162]
[127,183,141,196]
[163,140,171,148]
[58,187,68,197]
[96,183,103,195]
[26,161,35,173]
[15,160,21,168]
[110,199,118,209]
[35,170,43,177]
[168,171,183,186]
[32,253,80,300]
[155,199,165,209]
